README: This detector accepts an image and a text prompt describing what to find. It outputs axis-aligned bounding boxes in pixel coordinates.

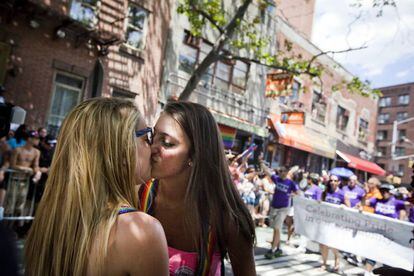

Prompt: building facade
[264,1,382,178]
[159,1,280,154]
[375,82,414,185]
[0,0,172,132]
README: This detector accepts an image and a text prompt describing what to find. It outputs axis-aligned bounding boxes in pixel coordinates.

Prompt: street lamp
[391,117,414,160]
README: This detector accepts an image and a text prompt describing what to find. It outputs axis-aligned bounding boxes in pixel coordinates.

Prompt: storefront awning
[336,150,386,176]
[269,113,336,159]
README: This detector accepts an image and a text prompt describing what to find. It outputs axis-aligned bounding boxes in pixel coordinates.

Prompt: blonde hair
[25,98,140,275]
[368,177,380,186]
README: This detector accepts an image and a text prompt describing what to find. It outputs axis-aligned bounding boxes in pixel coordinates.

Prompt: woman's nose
[150,142,159,154]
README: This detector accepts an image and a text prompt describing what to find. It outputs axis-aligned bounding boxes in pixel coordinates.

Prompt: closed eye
[161,139,174,148]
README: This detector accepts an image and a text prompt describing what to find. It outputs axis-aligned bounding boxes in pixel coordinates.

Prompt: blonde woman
[25,98,168,276]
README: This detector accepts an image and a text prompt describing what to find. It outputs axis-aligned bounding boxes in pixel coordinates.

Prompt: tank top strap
[118,206,137,215]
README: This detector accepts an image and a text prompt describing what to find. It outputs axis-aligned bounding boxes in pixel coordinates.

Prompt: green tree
[176,0,382,101]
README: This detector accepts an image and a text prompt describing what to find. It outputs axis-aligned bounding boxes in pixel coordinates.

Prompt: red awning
[268,113,336,159]
[336,150,386,176]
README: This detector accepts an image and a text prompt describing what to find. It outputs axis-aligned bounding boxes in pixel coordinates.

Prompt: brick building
[265,0,384,178]
[375,82,414,185]
[275,0,315,39]
[0,0,172,133]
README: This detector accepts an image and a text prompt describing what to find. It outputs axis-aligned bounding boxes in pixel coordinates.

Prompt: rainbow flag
[218,124,236,149]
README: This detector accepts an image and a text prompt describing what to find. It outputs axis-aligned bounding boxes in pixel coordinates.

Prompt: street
[225,227,366,276]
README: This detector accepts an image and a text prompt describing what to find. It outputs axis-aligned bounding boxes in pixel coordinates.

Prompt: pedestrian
[365,183,408,219]
[260,161,298,259]
[7,124,26,150]
[362,183,410,275]
[304,173,323,201]
[257,173,274,227]
[362,177,382,213]
[343,175,366,208]
[143,101,256,275]
[320,174,344,272]
[323,175,344,205]
[25,98,169,276]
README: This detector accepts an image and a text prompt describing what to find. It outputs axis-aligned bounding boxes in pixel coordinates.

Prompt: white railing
[0,169,36,221]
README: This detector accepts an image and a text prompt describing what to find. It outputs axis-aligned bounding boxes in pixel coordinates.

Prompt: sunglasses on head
[135,127,153,145]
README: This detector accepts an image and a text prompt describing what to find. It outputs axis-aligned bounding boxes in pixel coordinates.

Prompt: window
[125,5,149,50]
[311,90,327,123]
[397,164,404,176]
[398,94,410,105]
[378,113,390,124]
[379,97,391,107]
[398,129,406,140]
[376,130,388,141]
[112,89,135,98]
[178,31,249,94]
[336,106,349,131]
[396,112,408,122]
[358,118,369,142]
[47,73,84,135]
[214,61,232,91]
[291,80,300,101]
[199,41,214,85]
[178,44,198,74]
[232,60,249,90]
[377,147,386,157]
[69,0,100,28]
[395,147,405,157]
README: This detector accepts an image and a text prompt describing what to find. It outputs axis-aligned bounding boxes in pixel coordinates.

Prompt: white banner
[293,197,414,271]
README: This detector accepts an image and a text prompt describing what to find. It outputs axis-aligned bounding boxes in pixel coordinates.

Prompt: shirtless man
[9,130,41,216]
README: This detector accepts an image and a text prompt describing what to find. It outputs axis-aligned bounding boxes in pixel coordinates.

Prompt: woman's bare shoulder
[110,211,169,275]
[115,211,165,243]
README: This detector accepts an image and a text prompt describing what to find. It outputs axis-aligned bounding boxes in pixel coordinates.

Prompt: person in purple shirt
[260,160,298,259]
[342,175,365,208]
[320,174,344,272]
[409,206,414,223]
[304,173,323,201]
[367,184,407,219]
[323,175,345,205]
[363,183,410,274]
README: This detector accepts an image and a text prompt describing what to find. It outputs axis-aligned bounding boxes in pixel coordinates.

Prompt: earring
[188,161,193,167]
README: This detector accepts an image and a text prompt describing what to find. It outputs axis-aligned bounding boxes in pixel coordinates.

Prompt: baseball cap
[379,183,394,191]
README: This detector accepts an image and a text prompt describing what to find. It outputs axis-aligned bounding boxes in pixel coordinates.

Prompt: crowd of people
[227,151,414,274]
[0,97,412,275]
[0,125,56,228]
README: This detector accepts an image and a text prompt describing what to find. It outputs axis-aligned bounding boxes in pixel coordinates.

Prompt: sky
[312,0,414,89]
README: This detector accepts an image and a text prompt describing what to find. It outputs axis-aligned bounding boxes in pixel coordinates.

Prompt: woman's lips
[151,156,162,163]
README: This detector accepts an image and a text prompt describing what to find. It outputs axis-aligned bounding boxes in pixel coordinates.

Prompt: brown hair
[164,101,255,266]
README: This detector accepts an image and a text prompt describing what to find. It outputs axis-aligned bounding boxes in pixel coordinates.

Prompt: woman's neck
[158,172,190,204]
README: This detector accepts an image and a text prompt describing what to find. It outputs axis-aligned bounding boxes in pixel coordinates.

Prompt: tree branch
[219,54,318,77]
[306,46,367,71]
[178,0,253,101]
[189,4,225,34]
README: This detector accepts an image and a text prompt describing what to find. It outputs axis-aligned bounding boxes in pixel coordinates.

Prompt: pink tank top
[168,246,222,276]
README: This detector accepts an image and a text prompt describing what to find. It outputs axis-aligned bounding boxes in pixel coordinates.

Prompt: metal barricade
[0,169,35,222]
